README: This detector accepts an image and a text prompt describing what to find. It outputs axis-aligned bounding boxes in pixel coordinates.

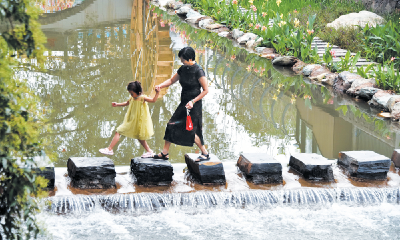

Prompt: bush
[0,0,48,239]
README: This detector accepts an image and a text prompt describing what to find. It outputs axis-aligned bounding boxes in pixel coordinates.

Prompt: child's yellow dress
[116,95,154,140]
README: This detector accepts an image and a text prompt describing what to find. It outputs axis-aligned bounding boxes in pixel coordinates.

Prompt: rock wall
[355,0,400,14]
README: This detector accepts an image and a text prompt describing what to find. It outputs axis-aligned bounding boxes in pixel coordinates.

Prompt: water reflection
[28,1,400,167]
[38,0,82,13]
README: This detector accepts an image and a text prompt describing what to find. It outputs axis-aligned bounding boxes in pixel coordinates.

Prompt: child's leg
[138,140,152,153]
[108,132,121,150]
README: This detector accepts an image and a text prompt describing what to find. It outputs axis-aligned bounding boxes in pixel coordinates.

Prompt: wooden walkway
[312,37,376,67]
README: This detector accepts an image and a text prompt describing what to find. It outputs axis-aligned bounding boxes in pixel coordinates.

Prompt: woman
[154,47,209,161]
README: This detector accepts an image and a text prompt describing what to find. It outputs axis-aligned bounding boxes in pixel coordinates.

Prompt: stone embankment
[154,0,400,121]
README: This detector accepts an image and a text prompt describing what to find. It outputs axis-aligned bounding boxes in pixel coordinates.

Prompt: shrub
[0,0,48,239]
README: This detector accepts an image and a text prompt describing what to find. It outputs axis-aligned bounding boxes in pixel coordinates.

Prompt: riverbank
[152,0,400,121]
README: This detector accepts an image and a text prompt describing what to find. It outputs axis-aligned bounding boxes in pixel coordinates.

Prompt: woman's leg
[107,132,121,150]
[138,140,152,153]
[162,141,171,155]
[155,141,171,157]
[194,134,208,155]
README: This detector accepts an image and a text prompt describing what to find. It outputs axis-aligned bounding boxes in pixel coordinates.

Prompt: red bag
[186,109,193,131]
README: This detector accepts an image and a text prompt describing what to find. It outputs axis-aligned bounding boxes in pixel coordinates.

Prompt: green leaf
[336,105,348,116]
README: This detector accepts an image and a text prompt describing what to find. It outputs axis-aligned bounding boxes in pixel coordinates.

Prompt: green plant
[0,0,48,239]
[361,21,400,68]
[373,60,400,92]
[356,63,375,79]
[322,44,335,70]
[332,50,361,72]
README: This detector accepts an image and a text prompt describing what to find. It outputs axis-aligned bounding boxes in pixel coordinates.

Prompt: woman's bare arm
[155,73,180,90]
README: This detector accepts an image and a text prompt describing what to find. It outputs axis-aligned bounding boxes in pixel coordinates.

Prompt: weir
[47,187,400,214]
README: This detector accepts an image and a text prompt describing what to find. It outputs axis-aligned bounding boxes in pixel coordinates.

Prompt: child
[99,81,159,158]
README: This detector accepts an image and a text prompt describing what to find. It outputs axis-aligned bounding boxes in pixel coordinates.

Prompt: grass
[295,0,365,54]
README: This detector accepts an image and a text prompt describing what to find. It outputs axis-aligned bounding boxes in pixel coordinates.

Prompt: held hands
[155,85,161,92]
[111,102,117,107]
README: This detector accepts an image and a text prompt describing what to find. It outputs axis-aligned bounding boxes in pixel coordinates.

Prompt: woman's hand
[112,102,117,107]
[185,101,193,109]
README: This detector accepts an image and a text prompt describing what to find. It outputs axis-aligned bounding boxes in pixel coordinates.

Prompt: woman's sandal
[153,152,169,160]
[196,153,210,162]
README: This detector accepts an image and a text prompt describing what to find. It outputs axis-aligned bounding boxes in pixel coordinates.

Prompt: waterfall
[47,187,400,214]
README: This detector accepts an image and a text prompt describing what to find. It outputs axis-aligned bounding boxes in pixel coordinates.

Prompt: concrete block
[67,157,116,189]
[338,151,390,180]
[392,149,400,168]
[185,153,226,185]
[237,153,283,184]
[289,153,334,182]
[130,157,174,186]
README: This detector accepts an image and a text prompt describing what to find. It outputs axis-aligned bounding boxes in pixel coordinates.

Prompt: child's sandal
[153,152,169,160]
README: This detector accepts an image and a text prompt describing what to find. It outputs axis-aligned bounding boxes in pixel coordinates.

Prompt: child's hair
[127,81,142,95]
[178,47,196,61]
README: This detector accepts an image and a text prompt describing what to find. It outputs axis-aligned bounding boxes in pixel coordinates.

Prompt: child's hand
[112,102,117,107]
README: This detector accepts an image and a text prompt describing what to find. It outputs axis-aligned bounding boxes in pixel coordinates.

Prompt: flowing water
[22,0,400,238]
[38,188,400,239]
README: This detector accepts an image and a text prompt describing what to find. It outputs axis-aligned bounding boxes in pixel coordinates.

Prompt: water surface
[29,1,400,239]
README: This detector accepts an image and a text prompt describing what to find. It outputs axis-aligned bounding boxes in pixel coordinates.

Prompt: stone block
[358,87,379,100]
[289,153,334,182]
[391,149,400,168]
[237,33,258,45]
[272,56,298,66]
[185,153,226,185]
[21,156,55,189]
[334,71,364,92]
[368,90,394,111]
[231,29,244,40]
[130,157,174,186]
[346,78,376,96]
[327,10,385,29]
[67,157,116,189]
[237,153,283,184]
[338,151,390,180]
[34,167,55,189]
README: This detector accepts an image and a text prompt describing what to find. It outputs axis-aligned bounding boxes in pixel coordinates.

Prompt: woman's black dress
[164,63,205,147]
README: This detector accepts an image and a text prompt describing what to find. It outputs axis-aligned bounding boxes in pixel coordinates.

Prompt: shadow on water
[27,0,400,170]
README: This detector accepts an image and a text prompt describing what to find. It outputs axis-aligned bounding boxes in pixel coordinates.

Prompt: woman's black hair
[178,47,196,61]
[127,81,142,95]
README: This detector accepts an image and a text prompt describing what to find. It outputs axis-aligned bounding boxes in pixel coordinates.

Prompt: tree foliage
[1,0,48,239]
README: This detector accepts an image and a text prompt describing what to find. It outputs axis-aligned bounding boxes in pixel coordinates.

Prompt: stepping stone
[21,157,56,190]
[289,153,334,182]
[338,151,391,180]
[391,149,400,168]
[21,156,55,189]
[34,166,55,189]
[130,157,174,186]
[67,157,116,189]
[237,153,283,184]
[184,153,226,185]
